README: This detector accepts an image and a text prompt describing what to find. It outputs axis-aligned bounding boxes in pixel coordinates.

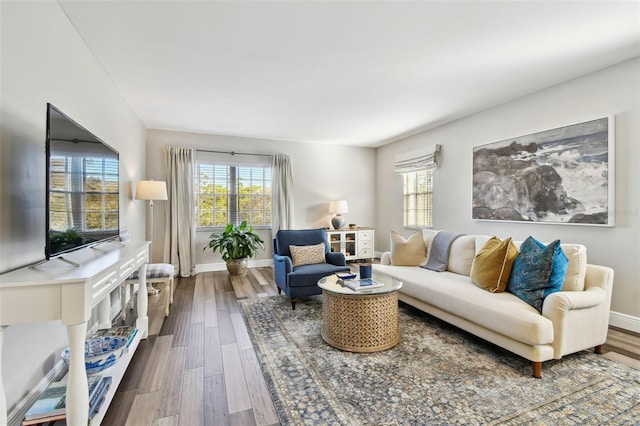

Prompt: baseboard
[609,310,640,334]
[195,258,274,274]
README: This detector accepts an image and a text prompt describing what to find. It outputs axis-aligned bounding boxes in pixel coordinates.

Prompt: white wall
[146,129,377,268]
[0,2,146,414]
[376,58,640,328]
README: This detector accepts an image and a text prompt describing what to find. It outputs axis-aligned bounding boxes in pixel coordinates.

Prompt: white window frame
[194,154,272,230]
[403,168,434,229]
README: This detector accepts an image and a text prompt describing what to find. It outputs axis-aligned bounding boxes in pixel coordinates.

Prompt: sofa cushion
[289,242,326,267]
[447,235,476,276]
[374,264,554,346]
[390,231,426,266]
[470,237,518,292]
[507,237,558,311]
[422,229,440,259]
[423,231,465,272]
[559,244,586,291]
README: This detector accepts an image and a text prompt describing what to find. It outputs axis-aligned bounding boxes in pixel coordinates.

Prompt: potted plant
[204,221,265,276]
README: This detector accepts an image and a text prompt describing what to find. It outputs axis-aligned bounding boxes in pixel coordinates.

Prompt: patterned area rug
[238,296,640,425]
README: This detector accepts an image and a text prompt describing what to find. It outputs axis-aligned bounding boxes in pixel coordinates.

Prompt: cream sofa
[374,230,614,378]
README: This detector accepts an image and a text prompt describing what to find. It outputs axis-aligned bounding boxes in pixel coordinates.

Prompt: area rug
[238,296,640,425]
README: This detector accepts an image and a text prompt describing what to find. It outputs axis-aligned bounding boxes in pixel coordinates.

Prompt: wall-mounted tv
[46,104,120,259]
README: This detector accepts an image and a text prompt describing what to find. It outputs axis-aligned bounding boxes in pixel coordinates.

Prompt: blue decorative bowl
[61,336,128,375]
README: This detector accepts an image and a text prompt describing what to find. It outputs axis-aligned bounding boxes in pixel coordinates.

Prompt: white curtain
[271,154,294,232]
[394,144,441,173]
[163,147,196,277]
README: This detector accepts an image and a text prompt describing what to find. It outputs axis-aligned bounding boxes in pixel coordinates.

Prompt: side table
[317,273,403,353]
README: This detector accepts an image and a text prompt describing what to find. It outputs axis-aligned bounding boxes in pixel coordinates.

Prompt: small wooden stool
[121,263,175,320]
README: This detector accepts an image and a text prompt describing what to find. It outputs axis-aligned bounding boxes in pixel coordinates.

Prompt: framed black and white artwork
[472,117,614,226]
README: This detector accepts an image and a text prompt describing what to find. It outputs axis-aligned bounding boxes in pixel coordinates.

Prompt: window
[403,169,433,228]
[195,158,272,228]
[49,155,119,231]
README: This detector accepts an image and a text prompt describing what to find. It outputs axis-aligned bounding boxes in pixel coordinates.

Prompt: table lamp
[329,200,348,229]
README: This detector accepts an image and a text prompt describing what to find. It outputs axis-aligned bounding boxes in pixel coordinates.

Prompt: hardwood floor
[104,269,280,426]
[103,267,640,426]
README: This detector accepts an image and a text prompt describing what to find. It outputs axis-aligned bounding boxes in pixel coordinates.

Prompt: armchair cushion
[288,263,352,288]
[289,242,326,267]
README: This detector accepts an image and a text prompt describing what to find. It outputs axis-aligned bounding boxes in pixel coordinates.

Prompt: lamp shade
[135,180,168,201]
[329,200,348,214]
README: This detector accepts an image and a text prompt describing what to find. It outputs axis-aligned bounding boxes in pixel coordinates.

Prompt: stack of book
[88,376,112,420]
[338,277,384,291]
[22,375,113,425]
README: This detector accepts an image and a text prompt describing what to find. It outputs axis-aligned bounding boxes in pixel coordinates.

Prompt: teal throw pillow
[529,237,569,297]
[507,237,559,312]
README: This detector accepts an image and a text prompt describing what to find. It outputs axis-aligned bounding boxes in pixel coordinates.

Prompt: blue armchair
[273,228,350,309]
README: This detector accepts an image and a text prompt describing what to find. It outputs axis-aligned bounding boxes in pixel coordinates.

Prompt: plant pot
[226,258,248,276]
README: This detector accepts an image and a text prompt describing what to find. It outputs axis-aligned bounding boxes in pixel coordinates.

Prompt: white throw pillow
[559,244,587,291]
[447,235,477,276]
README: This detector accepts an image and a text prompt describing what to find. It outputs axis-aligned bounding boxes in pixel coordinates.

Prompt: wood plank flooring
[103,267,640,426]
[103,269,280,426]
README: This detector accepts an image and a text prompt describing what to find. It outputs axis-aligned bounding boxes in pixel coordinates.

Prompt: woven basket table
[318,273,403,353]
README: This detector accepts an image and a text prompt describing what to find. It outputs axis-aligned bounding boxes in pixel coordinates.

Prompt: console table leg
[66,322,89,426]
[98,295,111,330]
[0,325,7,426]
[135,264,149,339]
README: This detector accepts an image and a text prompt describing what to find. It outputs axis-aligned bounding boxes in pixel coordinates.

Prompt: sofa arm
[542,264,614,358]
[380,251,391,265]
[326,251,347,266]
[543,287,606,312]
[273,253,293,287]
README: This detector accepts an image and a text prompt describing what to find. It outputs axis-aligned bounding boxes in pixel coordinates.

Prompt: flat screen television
[46,104,120,259]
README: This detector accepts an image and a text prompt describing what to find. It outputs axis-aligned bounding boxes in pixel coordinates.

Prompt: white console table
[0,241,150,426]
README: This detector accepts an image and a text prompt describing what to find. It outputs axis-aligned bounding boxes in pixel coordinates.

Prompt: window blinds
[393,144,441,173]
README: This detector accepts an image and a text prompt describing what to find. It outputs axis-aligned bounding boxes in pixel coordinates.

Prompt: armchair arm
[542,264,613,358]
[380,252,391,265]
[326,251,347,266]
[273,253,293,287]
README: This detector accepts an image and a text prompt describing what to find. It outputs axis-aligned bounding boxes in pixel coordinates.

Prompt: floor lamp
[135,180,168,295]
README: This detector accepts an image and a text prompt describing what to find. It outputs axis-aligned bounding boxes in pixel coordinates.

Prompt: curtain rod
[196,149,272,157]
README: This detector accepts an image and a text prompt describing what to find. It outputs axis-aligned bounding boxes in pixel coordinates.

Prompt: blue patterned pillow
[507,237,559,312]
[529,237,569,297]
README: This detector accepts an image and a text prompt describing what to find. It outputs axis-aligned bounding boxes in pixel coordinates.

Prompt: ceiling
[58,1,640,147]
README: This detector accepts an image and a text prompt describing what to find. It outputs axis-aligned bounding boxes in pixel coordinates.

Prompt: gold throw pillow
[470,236,518,292]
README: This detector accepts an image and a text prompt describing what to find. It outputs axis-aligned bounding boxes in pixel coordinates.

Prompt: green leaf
[203,222,265,261]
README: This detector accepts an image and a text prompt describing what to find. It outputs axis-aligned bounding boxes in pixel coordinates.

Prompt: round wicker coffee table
[317,272,403,353]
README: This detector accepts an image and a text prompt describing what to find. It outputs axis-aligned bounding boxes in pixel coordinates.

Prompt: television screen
[46,104,120,259]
